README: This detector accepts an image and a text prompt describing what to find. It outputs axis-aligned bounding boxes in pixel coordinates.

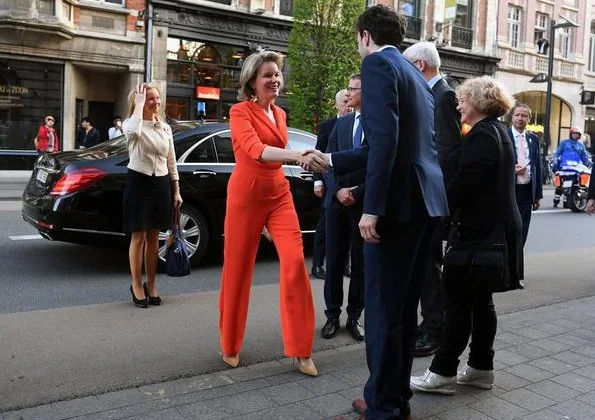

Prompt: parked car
[22,122,319,265]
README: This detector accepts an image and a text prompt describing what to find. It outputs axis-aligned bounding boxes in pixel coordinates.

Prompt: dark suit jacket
[432,77,461,180]
[446,118,523,284]
[323,113,366,208]
[507,128,543,202]
[331,47,449,222]
[313,116,337,184]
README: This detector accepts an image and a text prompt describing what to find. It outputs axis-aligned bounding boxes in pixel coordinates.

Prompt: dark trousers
[429,279,496,377]
[418,222,445,341]
[363,215,435,420]
[312,203,326,268]
[323,202,364,319]
[516,184,533,246]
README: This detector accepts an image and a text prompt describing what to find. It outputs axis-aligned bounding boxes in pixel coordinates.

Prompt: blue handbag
[165,209,191,277]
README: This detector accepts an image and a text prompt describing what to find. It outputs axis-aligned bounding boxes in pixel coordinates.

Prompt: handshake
[298,149,330,173]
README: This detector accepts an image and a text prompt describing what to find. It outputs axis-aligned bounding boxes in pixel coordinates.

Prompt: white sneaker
[457,365,494,389]
[410,369,456,394]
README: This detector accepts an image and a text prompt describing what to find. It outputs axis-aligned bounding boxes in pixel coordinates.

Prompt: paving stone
[493,349,529,366]
[263,370,305,386]
[296,373,351,396]
[532,323,572,336]
[188,389,277,417]
[499,388,556,411]
[550,333,593,348]
[139,375,233,399]
[489,370,531,391]
[222,361,290,382]
[3,405,60,420]
[239,401,322,420]
[260,382,315,405]
[568,328,595,341]
[457,384,506,401]
[549,399,595,419]
[338,386,362,402]
[174,400,236,419]
[576,390,595,408]
[331,364,369,386]
[529,357,581,375]
[497,332,527,346]
[468,396,529,419]
[506,344,553,360]
[302,392,352,418]
[525,379,582,403]
[503,363,554,382]
[529,338,573,353]
[159,379,271,407]
[493,338,511,351]
[550,372,595,393]
[574,365,595,381]
[67,400,167,420]
[514,327,551,340]
[551,351,595,367]
[96,388,154,408]
[573,345,595,359]
[521,407,575,419]
[125,407,187,420]
[551,318,581,329]
[435,406,493,420]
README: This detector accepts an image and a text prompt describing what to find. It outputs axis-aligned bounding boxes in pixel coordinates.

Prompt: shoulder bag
[442,125,511,294]
[165,208,191,277]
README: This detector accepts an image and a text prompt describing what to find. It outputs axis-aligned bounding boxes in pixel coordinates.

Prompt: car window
[214,131,235,163]
[175,137,202,160]
[287,131,316,152]
[185,138,216,163]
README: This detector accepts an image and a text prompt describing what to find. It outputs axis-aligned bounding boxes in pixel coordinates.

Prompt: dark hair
[113,115,122,121]
[356,5,406,48]
[81,116,93,125]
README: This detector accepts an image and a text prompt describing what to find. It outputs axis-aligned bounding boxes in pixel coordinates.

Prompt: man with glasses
[34,115,60,154]
[320,74,365,342]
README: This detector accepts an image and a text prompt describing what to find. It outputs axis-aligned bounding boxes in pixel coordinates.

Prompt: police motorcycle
[553,159,591,213]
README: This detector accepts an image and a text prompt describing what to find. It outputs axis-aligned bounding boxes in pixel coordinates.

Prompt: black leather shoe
[321,316,340,339]
[311,266,326,279]
[414,332,439,357]
[130,286,148,309]
[343,265,351,278]
[346,317,364,341]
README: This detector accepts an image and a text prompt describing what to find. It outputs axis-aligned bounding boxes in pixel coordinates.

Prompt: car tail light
[580,173,590,187]
[553,175,561,188]
[50,168,107,196]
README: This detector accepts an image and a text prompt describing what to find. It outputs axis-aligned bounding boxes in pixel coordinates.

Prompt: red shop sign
[196,86,221,100]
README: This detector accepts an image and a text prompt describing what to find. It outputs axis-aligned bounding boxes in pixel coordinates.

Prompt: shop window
[213,132,235,163]
[221,68,241,90]
[167,61,192,85]
[194,45,221,64]
[195,65,220,88]
[186,138,216,163]
[166,97,190,121]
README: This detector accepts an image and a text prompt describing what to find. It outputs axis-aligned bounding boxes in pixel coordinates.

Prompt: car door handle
[299,172,314,181]
[193,170,216,179]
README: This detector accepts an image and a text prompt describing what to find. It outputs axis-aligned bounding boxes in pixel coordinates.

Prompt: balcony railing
[535,56,548,73]
[508,51,524,69]
[404,16,422,40]
[451,26,473,49]
[560,62,575,78]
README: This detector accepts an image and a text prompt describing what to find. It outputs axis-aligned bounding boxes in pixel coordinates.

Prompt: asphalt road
[1,187,595,411]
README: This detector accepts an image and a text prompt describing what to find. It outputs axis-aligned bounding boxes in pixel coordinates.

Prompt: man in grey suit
[403,42,461,358]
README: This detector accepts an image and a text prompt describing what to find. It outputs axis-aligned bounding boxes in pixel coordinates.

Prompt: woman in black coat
[411,76,523,394]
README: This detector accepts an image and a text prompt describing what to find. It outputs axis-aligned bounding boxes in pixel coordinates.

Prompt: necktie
[353,115,363,148]
[517,133,529,184]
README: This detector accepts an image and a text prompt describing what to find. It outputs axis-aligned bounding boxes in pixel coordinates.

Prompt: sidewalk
[0,172,29,200]
[3,296,595,420]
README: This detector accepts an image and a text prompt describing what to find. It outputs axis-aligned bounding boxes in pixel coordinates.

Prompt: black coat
[313,116,337,184]
[446,118,524,285]
[432,77,461,181]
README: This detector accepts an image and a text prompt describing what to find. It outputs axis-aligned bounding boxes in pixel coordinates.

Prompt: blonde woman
[122,82,183,308]
[219,51,326,376]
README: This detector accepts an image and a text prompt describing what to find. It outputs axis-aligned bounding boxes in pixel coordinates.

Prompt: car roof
[171,121,316,141]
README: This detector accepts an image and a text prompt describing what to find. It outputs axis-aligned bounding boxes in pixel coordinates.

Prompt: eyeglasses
[346,87,361,92]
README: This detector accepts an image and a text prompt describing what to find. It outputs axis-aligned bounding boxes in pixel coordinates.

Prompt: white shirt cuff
[328,153,333,167]
[363,213,379,219]
[314,181,323,187]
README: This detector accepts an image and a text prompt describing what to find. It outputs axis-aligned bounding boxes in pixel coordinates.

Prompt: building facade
[0,0,145,167]
[154,0,499,123]
[495,0,587,154]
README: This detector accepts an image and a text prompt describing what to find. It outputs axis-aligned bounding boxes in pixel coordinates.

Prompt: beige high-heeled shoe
[296,357,318,377]
[222,354,240,368]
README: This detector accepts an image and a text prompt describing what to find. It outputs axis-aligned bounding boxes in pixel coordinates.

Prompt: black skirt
[123,169,173,233]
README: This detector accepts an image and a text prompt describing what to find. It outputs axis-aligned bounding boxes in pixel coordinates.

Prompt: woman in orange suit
[219,50,327,377]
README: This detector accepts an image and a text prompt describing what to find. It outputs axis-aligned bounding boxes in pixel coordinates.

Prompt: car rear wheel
[158,204,209,266]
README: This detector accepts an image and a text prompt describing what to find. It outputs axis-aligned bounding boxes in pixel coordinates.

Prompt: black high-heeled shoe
[130,285,148,308]
[143,283,161,306]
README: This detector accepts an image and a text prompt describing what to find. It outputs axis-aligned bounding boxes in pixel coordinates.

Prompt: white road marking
[9,234,43,241]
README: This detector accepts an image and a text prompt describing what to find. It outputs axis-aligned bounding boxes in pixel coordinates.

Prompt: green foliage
[287,0,364,133]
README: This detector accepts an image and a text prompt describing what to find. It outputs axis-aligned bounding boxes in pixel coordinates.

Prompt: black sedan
[22,122,319,265]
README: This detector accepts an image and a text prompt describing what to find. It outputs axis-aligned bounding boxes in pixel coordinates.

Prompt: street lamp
[543,17,579,155]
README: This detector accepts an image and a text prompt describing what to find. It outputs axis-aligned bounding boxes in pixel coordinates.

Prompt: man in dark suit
[320,75,365,342]
[508,103,542,247]
[403,42,461,358]
[311,90,350,279]
[311,6,449,419]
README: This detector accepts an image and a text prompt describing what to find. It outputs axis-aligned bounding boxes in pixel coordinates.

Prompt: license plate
[562,180,573,188]
[36,169,48,183]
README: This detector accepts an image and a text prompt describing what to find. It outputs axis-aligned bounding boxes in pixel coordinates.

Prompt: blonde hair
[456,76,514,118]
[237,51,284,101]
[127,81,166,120]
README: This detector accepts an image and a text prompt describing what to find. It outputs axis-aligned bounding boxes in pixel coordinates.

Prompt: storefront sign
[0,84,28,109]
[196,86,220,100]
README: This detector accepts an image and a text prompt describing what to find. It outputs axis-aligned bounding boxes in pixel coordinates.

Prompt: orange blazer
[229,101,288,172]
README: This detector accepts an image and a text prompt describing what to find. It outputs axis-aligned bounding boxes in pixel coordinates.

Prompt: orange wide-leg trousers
[219,170,315,358]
